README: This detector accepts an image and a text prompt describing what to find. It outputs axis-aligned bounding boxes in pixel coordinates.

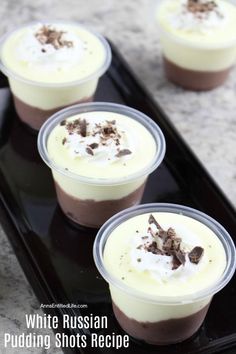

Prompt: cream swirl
[16,23,84,72]
[166,0,227,34]
[130,215,207,283]
[61,116,135,166]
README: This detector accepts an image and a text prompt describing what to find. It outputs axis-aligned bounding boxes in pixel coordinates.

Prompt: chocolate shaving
[86,147,94,156]
[172,238,182,251]
[172,254,182,270]
[79,119,87,137]
[174,250,186,266]
[162,237,180,253]
[148,214,163,231]
[115,149,132,158]
[158,230,168,241]
[189,246,204,264]
[167,227,176,238]
[162,238,173,254]
[115,139,120,146]
[138,214,205,270]
[186,0,223,18]
[172,249,186,270]
[91,120,124,150]
[62,137,67,145]
[65,118,87,137]
[146,215,191,269]
[62,117,132,158]
[60,120,67,126]
[89,143,99,150]
[146,242,163,255]
[66,120,79,134]
[103,126,116,136]
[187,0,217,13]
[35,25,74,50]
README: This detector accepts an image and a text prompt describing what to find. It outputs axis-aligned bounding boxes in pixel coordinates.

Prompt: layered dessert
[156,0,236,90]
[94,204,236,345]
[0,22,111,130]
[39,103,165,228]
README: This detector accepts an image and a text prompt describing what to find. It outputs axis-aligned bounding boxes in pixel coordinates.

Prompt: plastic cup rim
[37,102,166,186]
[156,0,236,50]
[93,203,236,305]
[0,20,112,87]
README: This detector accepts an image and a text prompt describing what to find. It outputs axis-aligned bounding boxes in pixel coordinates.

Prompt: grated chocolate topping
[79,119,87,137]
[88,143,99,150]
[137,214,205,270]
[65,118,87,137]
[187,0,217,13]
[62,117,133,157]
[186,0,223,18]
[60,119,67,126]
[188,246,204,264]
[35,25,74,50]
[146,241,163,255]
[85,147,94,156]
[115,149,132,158]
[148,214,163,231]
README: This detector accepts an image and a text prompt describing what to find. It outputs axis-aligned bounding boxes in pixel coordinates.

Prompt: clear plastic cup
[156,0,236,90]
[0,21,111,130]
[93,203,236,345]
[37,103,166,228]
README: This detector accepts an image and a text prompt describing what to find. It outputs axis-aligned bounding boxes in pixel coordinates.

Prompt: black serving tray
[0,42,236,354]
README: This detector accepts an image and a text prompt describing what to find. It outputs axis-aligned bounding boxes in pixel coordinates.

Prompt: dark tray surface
[0,42,236,354]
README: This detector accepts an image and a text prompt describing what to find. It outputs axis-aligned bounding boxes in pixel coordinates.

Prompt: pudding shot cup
[38,103,166,228]
[0,21,111,130]
[93,203,236,345]
[156,0,236,91]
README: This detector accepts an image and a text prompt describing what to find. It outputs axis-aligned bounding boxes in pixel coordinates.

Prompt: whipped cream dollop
[16,23,84,72]
[130,214,206,283]
[60,116,135,166]
[167,0,227,34]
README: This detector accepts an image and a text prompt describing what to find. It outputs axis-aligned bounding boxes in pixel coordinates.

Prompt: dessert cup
[38,103,166,228]
[156,0,236,91]
[94,203,236,345]
[0,21,111,130]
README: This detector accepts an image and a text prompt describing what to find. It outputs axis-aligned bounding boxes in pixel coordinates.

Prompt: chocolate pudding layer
[164,57,231,91]
[54,181,146,228]
[112,301,210,345]
[13,95,93,131]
